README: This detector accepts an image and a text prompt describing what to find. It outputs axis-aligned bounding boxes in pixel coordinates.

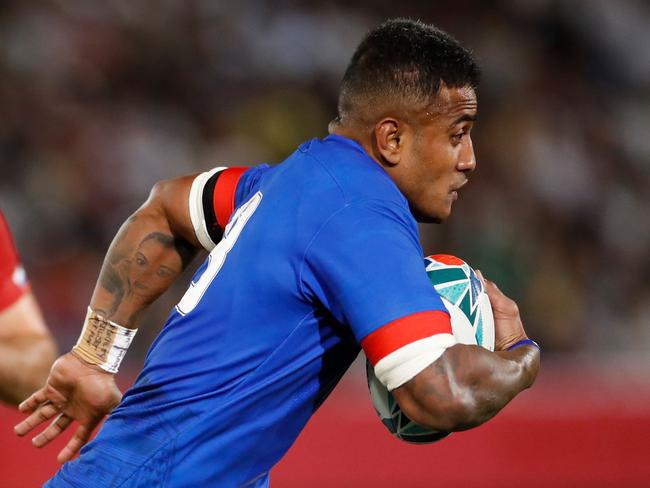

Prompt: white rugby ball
[366,254,495,443]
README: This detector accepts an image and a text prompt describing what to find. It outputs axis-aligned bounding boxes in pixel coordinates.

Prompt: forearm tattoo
[96,216,195,323]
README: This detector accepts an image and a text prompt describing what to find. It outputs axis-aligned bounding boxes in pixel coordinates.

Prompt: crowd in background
[0,0,648,373]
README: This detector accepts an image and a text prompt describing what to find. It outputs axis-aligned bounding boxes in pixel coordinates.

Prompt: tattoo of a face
[97,225,195,321]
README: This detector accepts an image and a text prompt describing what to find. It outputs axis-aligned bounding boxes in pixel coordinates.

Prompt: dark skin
[95,227,194,321]
[334,84,539,431]
[15,84,539,460]
[394,276,538,432]
[333,85,478,222]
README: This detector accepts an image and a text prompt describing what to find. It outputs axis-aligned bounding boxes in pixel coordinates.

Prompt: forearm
[394,343,540,432]
[446,344,539,429]
[0,333,57,405]
[90,181,199,328]
[0,293,57,405]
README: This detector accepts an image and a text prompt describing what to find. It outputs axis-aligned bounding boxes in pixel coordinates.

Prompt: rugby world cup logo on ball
[366,254,495,443]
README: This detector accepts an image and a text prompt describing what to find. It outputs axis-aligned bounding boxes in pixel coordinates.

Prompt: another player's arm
[0,292,57,405]
[0,213,58,405]
[391,278,540,432]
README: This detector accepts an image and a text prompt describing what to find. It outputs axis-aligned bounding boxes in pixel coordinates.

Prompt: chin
[410,205,450,224]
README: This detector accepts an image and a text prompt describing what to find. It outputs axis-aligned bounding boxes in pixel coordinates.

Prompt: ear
[373,118,403,166]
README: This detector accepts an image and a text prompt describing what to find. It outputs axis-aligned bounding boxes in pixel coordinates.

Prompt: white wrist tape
[72,307,137,373]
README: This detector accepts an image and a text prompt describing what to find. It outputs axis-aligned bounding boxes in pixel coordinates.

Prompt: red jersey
[0,210,29,311]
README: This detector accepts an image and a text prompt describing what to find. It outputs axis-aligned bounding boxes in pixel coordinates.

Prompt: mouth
[450,179,468,200]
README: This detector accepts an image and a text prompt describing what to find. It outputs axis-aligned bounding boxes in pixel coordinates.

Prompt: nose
[457,137,476,173]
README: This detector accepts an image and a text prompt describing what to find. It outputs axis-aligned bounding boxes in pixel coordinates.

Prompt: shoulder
[320,198,416,235]
[301,136,407,208]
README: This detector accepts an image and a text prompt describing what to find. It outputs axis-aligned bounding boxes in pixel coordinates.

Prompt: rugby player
[16,19,540,487]
[0,210,57,405]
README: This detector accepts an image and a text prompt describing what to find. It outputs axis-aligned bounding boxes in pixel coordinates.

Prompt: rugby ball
[366,254,495,443]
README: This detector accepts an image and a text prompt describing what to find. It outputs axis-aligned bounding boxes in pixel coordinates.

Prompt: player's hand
[476,271,528,351]
[14,352,122,463]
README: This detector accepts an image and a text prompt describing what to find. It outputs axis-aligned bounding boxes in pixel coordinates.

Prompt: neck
[329,120,380,166]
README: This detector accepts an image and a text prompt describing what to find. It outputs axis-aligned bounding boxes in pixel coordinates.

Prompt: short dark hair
[337,19,480,121]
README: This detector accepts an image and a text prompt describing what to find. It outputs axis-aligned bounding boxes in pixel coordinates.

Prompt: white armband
[188,167,227,251]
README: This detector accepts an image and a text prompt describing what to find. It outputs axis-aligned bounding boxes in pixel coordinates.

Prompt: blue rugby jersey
[49,134,451,487]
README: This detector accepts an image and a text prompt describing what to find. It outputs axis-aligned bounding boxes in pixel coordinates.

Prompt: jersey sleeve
[0,211,30,311]
[302,200,456,391]
[188,166,250,251]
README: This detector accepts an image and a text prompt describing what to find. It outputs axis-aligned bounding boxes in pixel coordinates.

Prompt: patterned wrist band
[71,307,138,373]
[507,338,541,352]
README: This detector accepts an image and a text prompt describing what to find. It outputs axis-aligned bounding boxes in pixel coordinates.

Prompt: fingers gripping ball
[366,254,495,443]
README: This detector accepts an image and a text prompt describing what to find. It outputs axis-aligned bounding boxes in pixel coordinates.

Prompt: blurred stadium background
[1,0,649,486]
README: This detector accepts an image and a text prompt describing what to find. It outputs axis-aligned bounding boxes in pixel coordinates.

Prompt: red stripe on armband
[213,167,249,230]
[361,310,452,366]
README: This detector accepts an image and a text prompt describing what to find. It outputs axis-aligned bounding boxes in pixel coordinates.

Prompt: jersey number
[176,191,263,315]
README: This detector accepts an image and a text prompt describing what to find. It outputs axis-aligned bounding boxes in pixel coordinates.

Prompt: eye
[157,267,172,278]
[451,125,472,145]
[451,131,465,144]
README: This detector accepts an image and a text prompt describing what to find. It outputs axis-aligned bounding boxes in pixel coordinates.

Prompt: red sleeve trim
[213,167,249,230]
[361,310,452,366]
